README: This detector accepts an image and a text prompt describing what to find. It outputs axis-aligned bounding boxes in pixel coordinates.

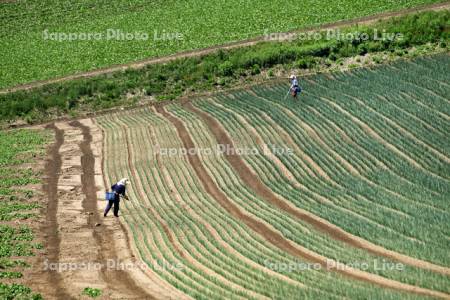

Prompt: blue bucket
[105,192,115,201]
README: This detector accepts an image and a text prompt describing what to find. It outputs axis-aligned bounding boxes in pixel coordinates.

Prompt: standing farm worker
[104,178,129,217]
[289,74,302,99]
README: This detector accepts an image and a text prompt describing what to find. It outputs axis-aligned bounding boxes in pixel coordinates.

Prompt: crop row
[188,94,450,293]
[97,108,419,299]
[223,75,450,267]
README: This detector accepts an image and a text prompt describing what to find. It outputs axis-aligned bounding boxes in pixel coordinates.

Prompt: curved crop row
[189,96,450,293]
[97,107,428,299]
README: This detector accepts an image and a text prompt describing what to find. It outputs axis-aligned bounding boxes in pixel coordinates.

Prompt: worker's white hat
[118,178,129,186]
[290,74,296,79]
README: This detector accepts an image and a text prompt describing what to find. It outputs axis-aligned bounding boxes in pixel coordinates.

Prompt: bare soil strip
[99,115,195,299]
[70,120,151,299]
[142,113,277,297]
[147,110,305,288]
[161,168,268,300]
[39,123,72,299]
[1,1,449,94]
[158,105,450,298]
[39,119,157,299]
[184,102,450,277]
[52,121,112,298]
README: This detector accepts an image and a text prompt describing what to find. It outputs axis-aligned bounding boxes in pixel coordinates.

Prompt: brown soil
[31,120,157,299]
[184,102,450,278]
[34,123,72,299]
[157,105,450,299]
[70,120,151,299]
[1,2,449,95]
[147,108,305,288]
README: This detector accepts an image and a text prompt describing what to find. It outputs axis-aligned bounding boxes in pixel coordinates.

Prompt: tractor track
[1,1,449,94]
[41,123,73,299]
[69,120,151,299]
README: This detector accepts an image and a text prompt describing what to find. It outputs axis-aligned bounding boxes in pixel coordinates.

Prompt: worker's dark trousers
[104,199,120,217]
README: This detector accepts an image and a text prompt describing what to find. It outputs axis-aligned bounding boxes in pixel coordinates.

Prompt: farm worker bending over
[289,74,302,99]
[104,178,129,217]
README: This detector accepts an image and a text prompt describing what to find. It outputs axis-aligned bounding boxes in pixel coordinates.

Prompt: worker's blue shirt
[291,78,298,87]
[111,183,126,201]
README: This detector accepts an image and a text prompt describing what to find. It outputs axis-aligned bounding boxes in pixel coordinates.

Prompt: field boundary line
[1,1,449,94]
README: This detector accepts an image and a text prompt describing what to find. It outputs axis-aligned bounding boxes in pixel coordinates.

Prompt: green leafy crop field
[0,129,48,300]
[96,54,450,299]
[0,0,443,89]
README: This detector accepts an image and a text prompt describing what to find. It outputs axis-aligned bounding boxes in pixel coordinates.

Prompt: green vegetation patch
[0,129,48,300]
[1,10,448,124]
[0,283,42,300]
[0,0,442,88]
[82,287,102,298]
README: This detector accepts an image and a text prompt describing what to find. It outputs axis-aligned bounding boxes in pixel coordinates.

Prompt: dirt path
[157,105,450,299]
[36,123,72,299]
[1,1,449,94]
[70,120,151,299]
[185,102,450,277]
[37,120,155,299]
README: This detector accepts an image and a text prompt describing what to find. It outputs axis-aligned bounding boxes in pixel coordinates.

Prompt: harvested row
[98,116,195,300]
[107,114,260,300]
